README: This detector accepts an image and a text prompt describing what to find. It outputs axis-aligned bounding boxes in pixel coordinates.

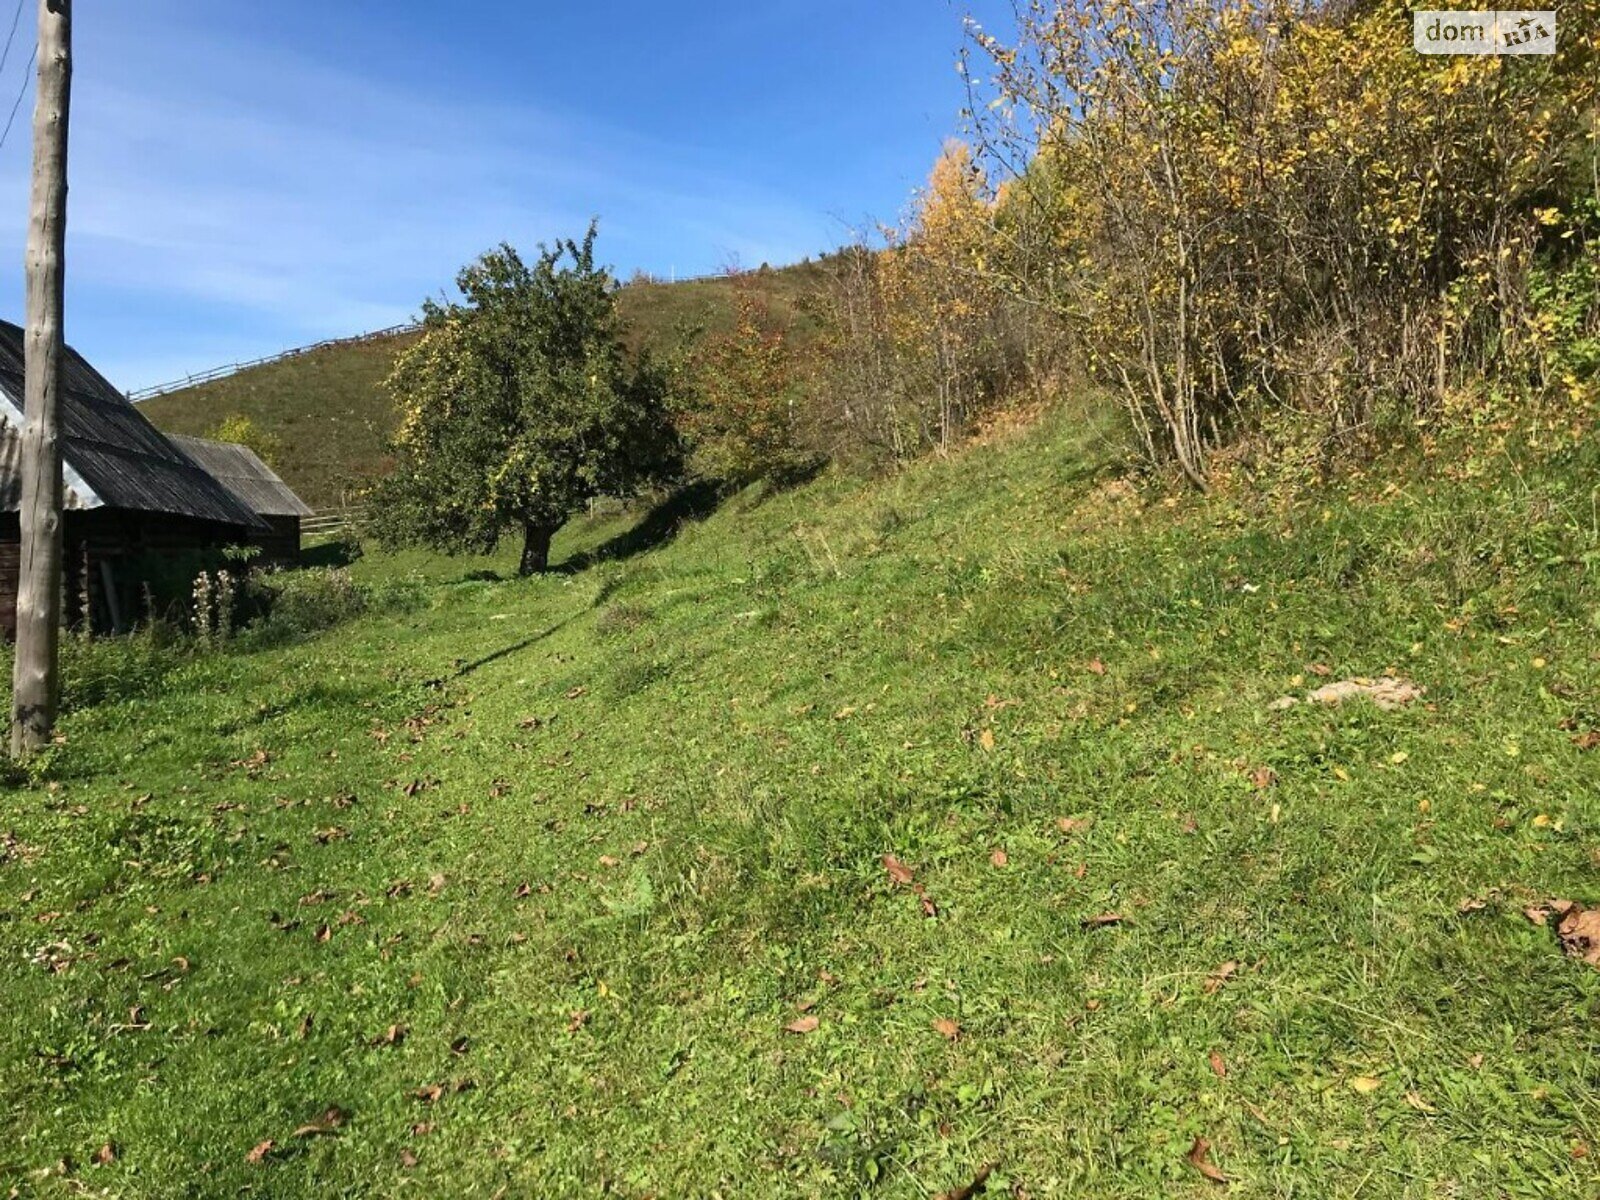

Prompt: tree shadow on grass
[559,478,728,573]
[453,613,577,677]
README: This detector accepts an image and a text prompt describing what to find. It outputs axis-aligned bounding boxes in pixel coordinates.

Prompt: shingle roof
[167,435,314,518]
[0,320,263,528]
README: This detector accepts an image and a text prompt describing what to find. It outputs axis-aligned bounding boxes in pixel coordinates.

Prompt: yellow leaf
[1349,1076,1383,1095]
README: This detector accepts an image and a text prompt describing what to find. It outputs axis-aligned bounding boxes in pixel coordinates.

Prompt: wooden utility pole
[11,0,72,757]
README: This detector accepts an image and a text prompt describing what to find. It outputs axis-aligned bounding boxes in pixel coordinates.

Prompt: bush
[245,567,367,638]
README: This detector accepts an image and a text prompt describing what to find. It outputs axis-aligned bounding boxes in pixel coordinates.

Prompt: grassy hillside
[137,261,834,510]
[3,399,1599,1196]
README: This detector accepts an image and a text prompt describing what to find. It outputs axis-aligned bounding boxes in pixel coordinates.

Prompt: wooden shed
[0,320,264,637]
[167,435,313,564]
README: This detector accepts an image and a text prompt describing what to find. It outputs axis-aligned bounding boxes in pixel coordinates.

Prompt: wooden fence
[126,324,420,404]
[302,508,366,542]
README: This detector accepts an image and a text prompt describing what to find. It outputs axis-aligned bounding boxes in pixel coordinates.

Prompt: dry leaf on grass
[1572,731,1600,751]
[567,1010,591,1034]
[934,1162,997,1200]
[370,1024,407,1048]
[1057,816,1092,835]
[1404,1091,1437,1114]
[94,1143,116,1165]
[1082,912,1124,929]
[784,1015,820,1035]
[932,1017,960,1041]
[1554,901,1600,967]
[882,855,915,886]
[1086,658,1107,676]
[989,848,1008,868]
[292,1107,347,1138]
[245,1139,275,1164]
[1349,1075,1383,1095]
[1186,1137,1228,1184]
[1207,1049,1227,1078]
[978,728,996,752]
[1204,961,1239,995]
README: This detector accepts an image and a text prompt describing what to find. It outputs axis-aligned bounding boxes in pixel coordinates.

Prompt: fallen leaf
[314,924,331,944]
[989,848,1008,868]
[1082,912,1124,929]
[1349,1075,1383,1095]
[932,1017,961,1041]
[933,1161,997,1200]
[1525,905,1550,927]
[412,1085,445,1104]
[1086,658,1106,676]
[1208,1049,1227,1078]
[1056,816,1092,835]
[370,1024,407,1048]
[1186,1136,1228,1184]
[1249,766,1277,790]
[882,855,915,886]
[450,1036,470,1055]
[400,1148,420,1168]
[1574,731,1600,751]
[245,1139,275,1164]
[564,686,588,699]
[598,855,620,868]
[1404,1091,1437,1114]
[1555,902,1600,967]
[427,874,446,897]
[978,729,996,752]
[784,1015,820,1035]
[514,882,532,899]
[291,1107,347,1138]
[93,1143,116,1165]
[1203,961,1239,995]
[567,1010,591,1034]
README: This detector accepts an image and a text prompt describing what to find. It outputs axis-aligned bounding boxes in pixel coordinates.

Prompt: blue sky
[0,1,990,391]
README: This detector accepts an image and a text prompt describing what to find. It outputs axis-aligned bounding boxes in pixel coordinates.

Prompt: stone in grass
[1269,677,1424,713]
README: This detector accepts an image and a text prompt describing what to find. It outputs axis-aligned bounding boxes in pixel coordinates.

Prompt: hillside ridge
[138,260,833,509]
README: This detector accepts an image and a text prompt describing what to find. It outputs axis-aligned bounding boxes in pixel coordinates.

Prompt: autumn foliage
[958,0,1600,483]
[795,0,1599,484]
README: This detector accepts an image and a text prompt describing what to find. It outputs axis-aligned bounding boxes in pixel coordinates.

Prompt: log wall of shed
[0,509,253,639]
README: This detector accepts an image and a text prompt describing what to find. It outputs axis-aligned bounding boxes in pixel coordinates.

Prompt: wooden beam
[11,0,72,756]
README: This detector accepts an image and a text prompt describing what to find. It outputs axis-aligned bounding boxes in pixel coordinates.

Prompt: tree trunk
[11,0,72,758]
[518,520,558,576]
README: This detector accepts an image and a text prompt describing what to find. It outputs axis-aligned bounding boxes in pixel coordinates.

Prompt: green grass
[3,398,1599,1197]
[137,261,833,510]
